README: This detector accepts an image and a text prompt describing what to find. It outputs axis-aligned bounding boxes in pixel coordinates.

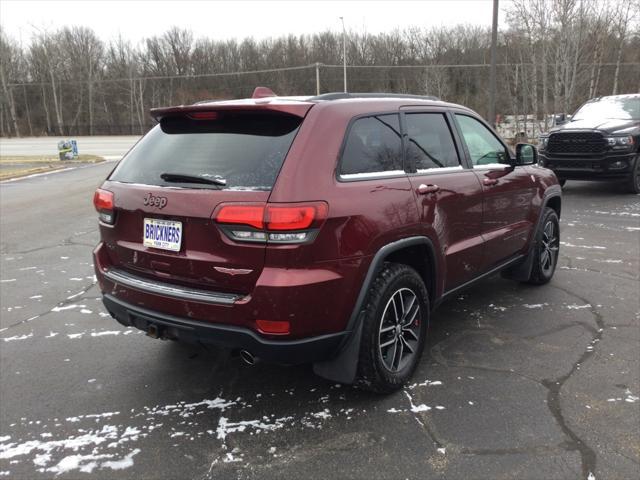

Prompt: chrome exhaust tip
[239,350,257,365]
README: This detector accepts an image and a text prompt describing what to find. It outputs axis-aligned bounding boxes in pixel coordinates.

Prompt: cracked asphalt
[0,163,638,480]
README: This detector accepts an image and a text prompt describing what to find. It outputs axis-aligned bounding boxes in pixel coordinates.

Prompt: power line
[7,62,639,87]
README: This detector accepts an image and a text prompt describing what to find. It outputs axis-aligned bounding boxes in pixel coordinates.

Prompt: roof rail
[309,92,440,102]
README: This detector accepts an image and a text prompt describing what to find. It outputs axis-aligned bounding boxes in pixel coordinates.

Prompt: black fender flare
[502,186,562,281]
[313,236,437,384]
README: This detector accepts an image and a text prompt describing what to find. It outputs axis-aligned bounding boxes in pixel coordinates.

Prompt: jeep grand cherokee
[93,89,562,392]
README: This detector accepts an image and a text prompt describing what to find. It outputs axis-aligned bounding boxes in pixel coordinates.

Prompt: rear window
[339,114,403,177]
[109,111,302,190]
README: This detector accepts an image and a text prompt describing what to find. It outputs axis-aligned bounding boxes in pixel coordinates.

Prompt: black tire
[558,179,567,187]
[355,263,429,393]
[525,208,560,285]
[626,156,640,194]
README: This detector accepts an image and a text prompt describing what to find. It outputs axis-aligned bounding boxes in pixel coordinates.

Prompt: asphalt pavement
[0,162,638,480]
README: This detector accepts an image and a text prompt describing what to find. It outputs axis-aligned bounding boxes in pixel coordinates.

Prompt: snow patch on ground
[560,242,606,250]
[489,303,507,312]
[2,327,139,342]
[216,415,293,441]
[0,424,142,475]
[407,379,443,389]
[523,303,547,309]
[2,333,33,342]
[567,304,591,310]
[0,385,363,476]
[51,304,85,312]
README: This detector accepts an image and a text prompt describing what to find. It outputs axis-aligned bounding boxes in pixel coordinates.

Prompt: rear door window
[339,114,403,177]
[405,113,460,171]
[109,111,302,190]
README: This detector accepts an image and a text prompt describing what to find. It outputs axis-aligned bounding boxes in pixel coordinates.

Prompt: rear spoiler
[150,102,313,122]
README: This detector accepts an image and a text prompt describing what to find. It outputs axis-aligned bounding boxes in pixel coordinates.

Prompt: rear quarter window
[109,111,302,190]
[339,114,403,178]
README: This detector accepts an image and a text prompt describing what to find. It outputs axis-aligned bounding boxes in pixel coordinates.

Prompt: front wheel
[355,263,429,393]
[524,208,560,285]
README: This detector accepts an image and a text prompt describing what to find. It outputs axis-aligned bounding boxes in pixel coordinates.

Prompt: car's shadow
[150,274,533,403]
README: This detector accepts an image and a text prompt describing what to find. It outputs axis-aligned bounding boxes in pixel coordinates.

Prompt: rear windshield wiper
[160,173,227,186]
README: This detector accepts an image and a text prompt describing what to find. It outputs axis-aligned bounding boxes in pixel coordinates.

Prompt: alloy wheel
[378,288,421,373]
[540,220,559,275]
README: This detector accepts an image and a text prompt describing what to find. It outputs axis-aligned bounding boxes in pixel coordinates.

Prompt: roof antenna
[252,87,277,99]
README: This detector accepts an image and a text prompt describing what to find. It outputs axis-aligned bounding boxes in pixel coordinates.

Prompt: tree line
[0,0,638,137]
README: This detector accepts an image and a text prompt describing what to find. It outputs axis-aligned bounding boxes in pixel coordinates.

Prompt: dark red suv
[93,89,562,392]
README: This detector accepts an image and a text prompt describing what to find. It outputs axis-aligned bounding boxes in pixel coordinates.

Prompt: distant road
[0,135,141,158]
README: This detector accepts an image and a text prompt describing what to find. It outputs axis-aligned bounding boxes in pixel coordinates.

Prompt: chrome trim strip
[103,269,240,305]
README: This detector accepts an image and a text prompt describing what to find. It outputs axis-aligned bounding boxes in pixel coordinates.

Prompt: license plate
[143,218,182,252]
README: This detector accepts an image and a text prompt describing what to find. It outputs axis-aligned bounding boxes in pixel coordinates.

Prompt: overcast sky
[1,0,511,44]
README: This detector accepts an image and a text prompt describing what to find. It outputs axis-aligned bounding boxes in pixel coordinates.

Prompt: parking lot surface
[0,163,638,479]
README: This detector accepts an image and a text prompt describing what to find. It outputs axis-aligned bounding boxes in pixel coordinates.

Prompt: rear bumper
[93,241,365,362]
[102,294,347,364]
[539,152,637,180]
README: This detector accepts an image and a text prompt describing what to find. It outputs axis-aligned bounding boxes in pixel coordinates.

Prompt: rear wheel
[626,156,640,194]
[525,208,560,285]
[355,263,428,393]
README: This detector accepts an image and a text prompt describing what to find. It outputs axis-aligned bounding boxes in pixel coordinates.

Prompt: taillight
[266,204,328,230]
[93,188,115,224]
[215,205,264,229]
[214,202,328,244]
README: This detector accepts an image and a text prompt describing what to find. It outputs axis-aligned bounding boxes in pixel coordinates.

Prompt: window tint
[405,113,460,170]
[340,114,403,176]
[109,112,302,190]
[455,114,509,166]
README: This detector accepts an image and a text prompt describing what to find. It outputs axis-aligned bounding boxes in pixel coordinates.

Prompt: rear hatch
[102,102,312,295]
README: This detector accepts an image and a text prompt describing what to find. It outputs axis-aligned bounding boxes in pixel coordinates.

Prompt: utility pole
[488,0,499,128]
[340,16,347,93]
[315,62,321,95]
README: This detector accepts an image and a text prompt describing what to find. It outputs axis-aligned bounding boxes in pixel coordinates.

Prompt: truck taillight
[93,188,115,224]
[214,202,328,244]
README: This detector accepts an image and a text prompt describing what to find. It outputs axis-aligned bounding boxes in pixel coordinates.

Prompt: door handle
[417,184,440,194]
[483,178,499,186]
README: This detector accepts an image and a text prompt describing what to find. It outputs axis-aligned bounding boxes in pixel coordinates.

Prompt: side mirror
[515,143,538,166]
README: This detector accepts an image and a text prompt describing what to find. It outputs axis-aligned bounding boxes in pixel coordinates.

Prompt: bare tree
[0,30,21,136]
[1,9,637,137]
[611,1,635,94]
